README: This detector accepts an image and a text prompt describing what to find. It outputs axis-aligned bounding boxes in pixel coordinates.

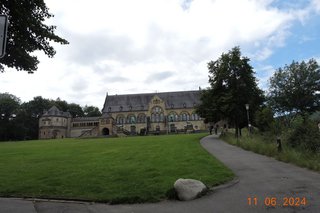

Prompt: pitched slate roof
[72,117,100,122]
[42,106,72,118]
[102,90,201,113]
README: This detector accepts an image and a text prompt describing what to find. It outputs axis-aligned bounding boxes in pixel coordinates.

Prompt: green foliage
[0,93,21,141]
[0,0,68,73]
[83,105,102,117]
[270,118,283,136]
[67,103,85,117]
[0,134,234,203]
[0,93,101,141]
[268,59,320,115]
[197,47,264,136]
[222,130,278,156]
[287,119,320,153]
[254,106,274,132]
[222,131,320,171]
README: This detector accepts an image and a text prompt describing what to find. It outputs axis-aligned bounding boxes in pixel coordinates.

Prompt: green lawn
[0,133,234,203]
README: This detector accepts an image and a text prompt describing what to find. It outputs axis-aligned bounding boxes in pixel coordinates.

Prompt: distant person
[220,126,225,136]
[209,125,213,134]
[215,125,218,135]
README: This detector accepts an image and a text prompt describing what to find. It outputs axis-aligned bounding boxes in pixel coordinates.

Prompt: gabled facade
[102,90,206,134]
[39,90,208,139]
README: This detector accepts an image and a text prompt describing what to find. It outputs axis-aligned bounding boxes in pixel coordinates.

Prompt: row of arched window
[115,112,201,125]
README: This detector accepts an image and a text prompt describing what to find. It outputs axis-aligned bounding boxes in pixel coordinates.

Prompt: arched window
[137,113,146,123]
[160,113,164,122]
[116,115,124,125]
[127,114,136,124]
[191,112,199,120]
[151,106,164,123]
[195,113,199,120]
[191,113,195,121]
[168,112,178,122]
[180,112,189,121]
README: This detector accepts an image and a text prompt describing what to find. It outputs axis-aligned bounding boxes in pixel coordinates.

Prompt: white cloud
[311,0,320,13]
[0,0,316,108]
[254,65,275,90]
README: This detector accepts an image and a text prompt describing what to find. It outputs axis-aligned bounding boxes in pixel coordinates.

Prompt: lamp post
[245,104,250,135]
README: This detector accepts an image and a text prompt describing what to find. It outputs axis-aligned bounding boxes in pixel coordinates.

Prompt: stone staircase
[116,126,131,137]
[78,126,99,138]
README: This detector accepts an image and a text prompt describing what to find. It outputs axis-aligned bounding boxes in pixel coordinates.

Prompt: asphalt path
[1,135,319,213]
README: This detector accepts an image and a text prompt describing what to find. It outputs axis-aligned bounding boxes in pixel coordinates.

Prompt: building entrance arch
[102,128,109,136]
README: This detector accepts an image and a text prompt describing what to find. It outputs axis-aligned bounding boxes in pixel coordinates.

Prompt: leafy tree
[0,0,68,73]
[254,106,274,132]
[46,98,84,117]
[268,59,320,117]
[19,96,52,139]
[197,88,222,124]
[24,96,52,117]
[197,47,264,137]
[52,98,69,112]
[83,105,102,117]
[0,93,21,140]
[287,118,320,153]
[68,103,84,117]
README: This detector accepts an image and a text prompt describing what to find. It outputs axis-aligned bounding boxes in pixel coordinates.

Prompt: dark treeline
[0,94,101,141]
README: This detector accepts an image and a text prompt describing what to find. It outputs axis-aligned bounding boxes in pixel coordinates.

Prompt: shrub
[287,119,320,153]
[254,107,274,132]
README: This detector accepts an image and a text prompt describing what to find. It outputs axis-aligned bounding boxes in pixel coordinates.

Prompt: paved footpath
[1,135,319,213]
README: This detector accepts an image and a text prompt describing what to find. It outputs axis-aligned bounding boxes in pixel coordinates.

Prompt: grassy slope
[0,134,234,203]
[221,131,320,172]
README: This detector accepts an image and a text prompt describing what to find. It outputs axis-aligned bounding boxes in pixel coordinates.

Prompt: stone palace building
[38,90,208,139]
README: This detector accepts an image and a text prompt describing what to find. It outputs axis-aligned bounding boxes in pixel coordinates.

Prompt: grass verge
[0,133,234,203]
[221,130,320,172]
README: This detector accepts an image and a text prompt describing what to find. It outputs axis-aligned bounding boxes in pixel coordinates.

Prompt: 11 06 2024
[247,196,307,207]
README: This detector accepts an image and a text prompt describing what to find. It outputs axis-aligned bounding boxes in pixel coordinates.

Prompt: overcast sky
[1,0,320,109]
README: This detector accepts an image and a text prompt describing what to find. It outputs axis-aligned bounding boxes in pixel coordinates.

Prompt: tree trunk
[234,120,239,138]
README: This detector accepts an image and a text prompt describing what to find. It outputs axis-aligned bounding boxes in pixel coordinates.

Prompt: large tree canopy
[0,93,21,140]
[0,0,68,73]
[197,47,264,137]
[268,59,320,116]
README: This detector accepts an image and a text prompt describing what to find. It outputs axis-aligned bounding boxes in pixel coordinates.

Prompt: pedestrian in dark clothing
[210,126,213,134]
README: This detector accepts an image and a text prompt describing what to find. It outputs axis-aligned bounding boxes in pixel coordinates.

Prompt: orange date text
[247,196,307,207]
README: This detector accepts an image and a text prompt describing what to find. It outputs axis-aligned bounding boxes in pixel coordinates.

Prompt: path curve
[1,135,319,213]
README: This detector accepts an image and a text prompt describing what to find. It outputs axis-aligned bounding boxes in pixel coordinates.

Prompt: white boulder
[174,178,207,201]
